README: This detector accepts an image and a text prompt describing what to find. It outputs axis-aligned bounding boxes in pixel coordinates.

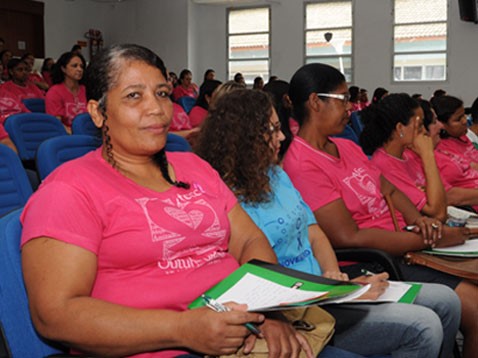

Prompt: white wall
[38,0,478,105]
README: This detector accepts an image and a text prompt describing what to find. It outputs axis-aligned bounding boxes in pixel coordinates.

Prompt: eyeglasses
[268,122,282,134]
[317,93,351,105]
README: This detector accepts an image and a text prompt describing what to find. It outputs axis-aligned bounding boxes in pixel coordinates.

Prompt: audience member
[348,86,361,112]
[21,53,49,92]
[172,69,199,101]
[233,72,245,85]
[203,69,215,82]
[208,80,245,111]
[371,87,388,104]
[430,88,447,108]
[468,96,478,148]
[41,57,55,87]
[253,76,264,90]
[188,79,221,128]
[0,61,4,84]
[359,88,369,108]
[0,50,13,81]
[20,43,315,358]
[282,63,478,357]
[45,51,87,130]
[195,88,461,358]
[168,71,178,87]
[411,93,423,100]
[267,75,278,84]
[263,79,296,157]
[1,58,44,99]
[363,96,478,214]
[71,44,82,55]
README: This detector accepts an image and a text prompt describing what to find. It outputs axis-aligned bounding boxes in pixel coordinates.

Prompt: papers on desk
[422,239,478,257]
[189,260,420,312]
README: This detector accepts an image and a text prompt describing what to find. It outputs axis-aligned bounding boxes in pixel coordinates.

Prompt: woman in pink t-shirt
[21,44,312,358]
[283,63,478,357]
[188,79,222,128]
[363,95,478,215]
[45,52,87,130]
[172,69,199,102]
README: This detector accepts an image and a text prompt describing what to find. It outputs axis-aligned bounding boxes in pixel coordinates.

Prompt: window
[305,1,353,82]
[393,0,447,82]
[227,7,270,84]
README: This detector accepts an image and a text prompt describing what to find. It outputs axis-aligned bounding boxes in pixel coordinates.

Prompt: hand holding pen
[202,294,262,335]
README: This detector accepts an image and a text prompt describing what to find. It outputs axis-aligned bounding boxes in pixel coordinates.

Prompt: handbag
[220,306,335,358]
[405,251,478,282]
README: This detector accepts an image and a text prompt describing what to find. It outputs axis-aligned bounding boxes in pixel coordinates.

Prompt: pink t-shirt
[0,85,31,123]
[434,146,478,189]
[436,136,478,165]
[170,102,192,131]
[21,149,239,358]
[371,148,428,211]
[188,106,208,128]
[45,83,87,127]
[0,80,45,100]
[172,84,199,102]
[283,137,405,231]
[289,117,299,136]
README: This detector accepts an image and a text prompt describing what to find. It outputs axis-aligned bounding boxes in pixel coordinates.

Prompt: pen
[201,294,262,335]
[361,269,375,276]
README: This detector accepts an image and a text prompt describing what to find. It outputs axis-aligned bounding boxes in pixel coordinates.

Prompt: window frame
[226,5,271,84]
[392,0,449,83]
[304,0,354,83]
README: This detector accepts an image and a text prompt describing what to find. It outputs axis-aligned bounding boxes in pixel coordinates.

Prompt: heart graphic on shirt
[164,207,204,229]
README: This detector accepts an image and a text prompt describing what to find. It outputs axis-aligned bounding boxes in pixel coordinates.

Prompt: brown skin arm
[447,187,478,207]
[22,237,267,357]
[313,198,428,257]
[0,137,17,153]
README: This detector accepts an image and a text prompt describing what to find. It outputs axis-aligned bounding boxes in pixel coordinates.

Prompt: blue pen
[201,294,262,335]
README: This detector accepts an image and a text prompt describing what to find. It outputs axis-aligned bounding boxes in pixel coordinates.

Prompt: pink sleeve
[45,86,65,120]
[21,181,103,254]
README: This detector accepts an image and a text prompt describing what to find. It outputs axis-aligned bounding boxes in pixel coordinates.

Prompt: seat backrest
[21,98,46,113]
[0,209,64,357]
[349,111,364,136]
[166,133,192,152]
[0,145,33,217]
[36,135,102,180]
[4,113,68,161]
[177,96,196,114]
[71,113,101,137]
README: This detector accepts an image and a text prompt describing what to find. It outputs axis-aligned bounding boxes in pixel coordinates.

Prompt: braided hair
[85,43,189,189]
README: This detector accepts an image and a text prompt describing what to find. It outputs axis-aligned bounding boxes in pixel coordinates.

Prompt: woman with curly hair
[195,88,460,358]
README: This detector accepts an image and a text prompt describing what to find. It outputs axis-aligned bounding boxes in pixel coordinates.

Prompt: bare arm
[0,137,17,153]
[313,198,428,257]
[228,204,277,264]
[447,187,478,207]
[411,120,447,221]
[22,237,265,357]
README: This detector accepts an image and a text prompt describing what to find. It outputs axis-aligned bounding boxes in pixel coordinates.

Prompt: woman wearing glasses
[282,63,478,358]
[195,88,461,358]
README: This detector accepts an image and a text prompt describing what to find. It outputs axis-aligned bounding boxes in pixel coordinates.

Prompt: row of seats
[0,112,192,218]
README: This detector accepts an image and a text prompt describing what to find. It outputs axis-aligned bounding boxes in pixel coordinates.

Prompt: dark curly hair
[195,89,275,203]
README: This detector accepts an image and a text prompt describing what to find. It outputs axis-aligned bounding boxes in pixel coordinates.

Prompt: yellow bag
[220,306,335,358]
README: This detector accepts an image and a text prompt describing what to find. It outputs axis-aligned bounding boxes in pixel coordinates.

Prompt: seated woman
[1,58,45,100]
[21,44,318,358]
[21,53,49,92]
[432,95,478,182]
[188,79,222,128]
[45,51,87,131]
[195,88,461,358]
[282,63,478,358]
[41,57,55,87]
[172,69,199,102]
[362,95,478,214]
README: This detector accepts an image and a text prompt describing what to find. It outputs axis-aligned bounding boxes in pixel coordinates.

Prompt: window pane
[229,8,269,34]
[229,60,269,84]
[306,56,352,83]
[306,29,352,56]
[306,2,352,29]
[394,53,446,81]
[395,0,447,24]
[229,34,269,59]
[394,23,446,52]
